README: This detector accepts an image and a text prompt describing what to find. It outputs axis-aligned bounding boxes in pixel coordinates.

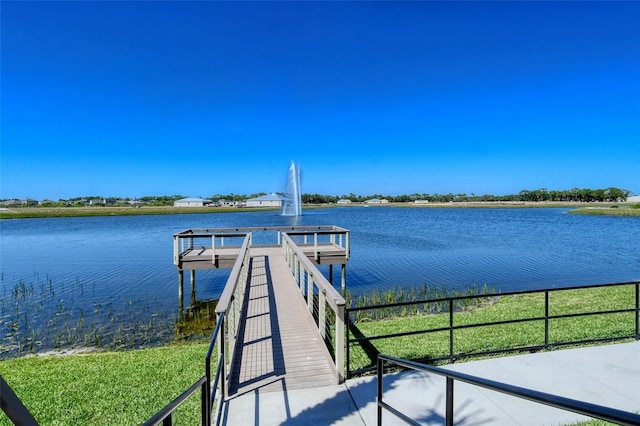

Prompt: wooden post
[319,289,326,338]
[341,264,347,293]
[336,304,345,382]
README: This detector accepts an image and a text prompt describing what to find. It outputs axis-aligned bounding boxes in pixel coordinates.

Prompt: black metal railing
[142,311,226,426]
[377,354,640,426]
[1,375,40,426]
[347,281,639,377]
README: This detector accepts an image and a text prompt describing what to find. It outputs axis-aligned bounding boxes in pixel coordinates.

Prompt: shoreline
[1,201,638,219]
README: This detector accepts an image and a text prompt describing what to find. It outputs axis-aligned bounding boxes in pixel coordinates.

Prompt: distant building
[365,198,389,204]
[414,200,429,204]
[173,197,213,207]
[246,193,285,208]
[0,199,22,208]
[627,195,640,203]
[337,199,352,204]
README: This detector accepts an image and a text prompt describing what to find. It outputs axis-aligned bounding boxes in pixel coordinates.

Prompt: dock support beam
[341,264,347,293]
[178,270,184,313]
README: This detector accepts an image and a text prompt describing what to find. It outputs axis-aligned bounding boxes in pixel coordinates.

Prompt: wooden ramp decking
[227,247,339,397]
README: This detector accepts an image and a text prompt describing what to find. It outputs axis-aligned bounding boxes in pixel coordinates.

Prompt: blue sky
[2,1,639,200]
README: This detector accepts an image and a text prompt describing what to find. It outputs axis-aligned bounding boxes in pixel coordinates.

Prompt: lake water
[1,207,639,357]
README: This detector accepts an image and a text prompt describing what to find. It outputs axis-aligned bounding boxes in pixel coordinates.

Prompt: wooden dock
[172,226,350,407]
[228,247,338,395]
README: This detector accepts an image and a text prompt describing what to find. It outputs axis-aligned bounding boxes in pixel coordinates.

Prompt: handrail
[145,235,252,426]
[347,281,639,377]
[143,310,228,426]
[377,353,640,426]
[1,375,40,426]
[281,232,346,380]
[215,233,252,396]
[173,225,349,266]
[175,225,348,236]
[206,311,226,426]
[141,376,207,426]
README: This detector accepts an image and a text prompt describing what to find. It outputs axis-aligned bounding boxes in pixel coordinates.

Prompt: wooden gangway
[172,226,349,406]
[228,247,338,395]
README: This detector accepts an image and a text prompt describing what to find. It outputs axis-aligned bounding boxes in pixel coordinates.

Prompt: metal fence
[347,281,639,377]
[377,353,640,426]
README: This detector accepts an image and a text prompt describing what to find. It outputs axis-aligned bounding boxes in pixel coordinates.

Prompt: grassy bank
[3,202,639,219]
[0,205,279,219]
[568,206,640,217]
[348,283,637,373]
[0,343,209,426]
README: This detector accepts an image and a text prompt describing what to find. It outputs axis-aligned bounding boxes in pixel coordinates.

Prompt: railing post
[319,289,327,338]
[545,291,550,349]
[307,273,314,312]
[201,380,208,426]
[635,283,639,340]
[336,304,345,382]
[345,309,351,379]
[446,377,454,426]
[345,231,350,259]
[219,314,226,400]
[449,299,454,362]
[377,357,384,426]
[173,236,179,265]
[212,235,216,266]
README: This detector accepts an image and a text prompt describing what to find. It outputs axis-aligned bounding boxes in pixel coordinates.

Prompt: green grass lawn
[0,343,209,426]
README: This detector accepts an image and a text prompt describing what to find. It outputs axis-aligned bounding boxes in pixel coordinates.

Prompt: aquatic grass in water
[346,282,497,322]
[0,274,191,358]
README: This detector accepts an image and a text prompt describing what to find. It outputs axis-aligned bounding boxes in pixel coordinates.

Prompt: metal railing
[1,375,40,426]
[347,281,640,377]
[142,311,227,426]
[377,353,640,426]
[144,234,252,426]
[214,233,253,396]
[282,232,347,381]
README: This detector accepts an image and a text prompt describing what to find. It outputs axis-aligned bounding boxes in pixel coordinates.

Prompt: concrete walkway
[222,341,639,425]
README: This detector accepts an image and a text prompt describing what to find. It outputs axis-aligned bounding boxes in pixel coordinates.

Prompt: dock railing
[173,225,350,267]
[214,233,253,397]
[283,226,350,262]
[282,232,346,381]
[143,234,252,426]
[377,353,640,426]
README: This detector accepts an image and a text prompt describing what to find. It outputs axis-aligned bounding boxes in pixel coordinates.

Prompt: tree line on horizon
[2,187,632,207]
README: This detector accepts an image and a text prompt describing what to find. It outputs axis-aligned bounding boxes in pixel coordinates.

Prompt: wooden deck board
[227,247,338,396]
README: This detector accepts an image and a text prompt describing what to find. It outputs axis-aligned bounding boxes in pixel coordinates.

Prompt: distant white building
[414,200,429,204]
[174,197,213,207]
[246,193,285,208]
[337,199,352,204]
[627,195,640,203]
[365,198,389,204]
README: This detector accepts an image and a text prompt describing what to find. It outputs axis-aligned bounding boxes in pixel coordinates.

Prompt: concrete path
[222,341,639,425]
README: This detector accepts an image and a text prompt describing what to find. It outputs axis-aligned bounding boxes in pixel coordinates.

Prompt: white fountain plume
[282,161,302,216]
